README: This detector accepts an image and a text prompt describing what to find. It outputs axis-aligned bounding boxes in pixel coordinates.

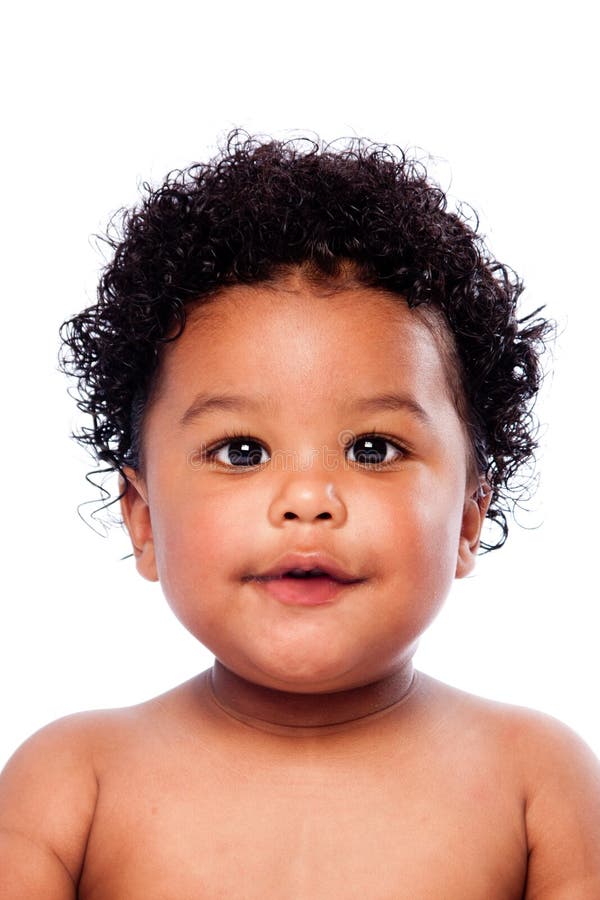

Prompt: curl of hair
[59,129,553,551]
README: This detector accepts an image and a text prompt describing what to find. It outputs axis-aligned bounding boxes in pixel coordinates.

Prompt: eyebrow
[179,390,432,428]
[349,393,433,425]
[179,393,273,427]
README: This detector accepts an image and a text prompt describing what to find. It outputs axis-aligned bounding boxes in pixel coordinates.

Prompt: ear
[455,479,492,579]
[120,467,158,582]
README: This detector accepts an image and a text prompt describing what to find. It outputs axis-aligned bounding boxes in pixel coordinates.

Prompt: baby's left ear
[455,480,492,579]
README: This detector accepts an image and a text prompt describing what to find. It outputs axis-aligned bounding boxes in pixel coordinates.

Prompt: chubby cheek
[151,483,254,632]
[375,482,464,626]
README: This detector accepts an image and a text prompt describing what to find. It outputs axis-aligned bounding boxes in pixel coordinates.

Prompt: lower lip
[250,576,362,606]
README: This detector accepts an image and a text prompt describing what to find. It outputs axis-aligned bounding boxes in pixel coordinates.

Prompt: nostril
[282,512,332,520]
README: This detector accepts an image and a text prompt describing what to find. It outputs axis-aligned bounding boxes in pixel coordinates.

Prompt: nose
[268,478,347,528]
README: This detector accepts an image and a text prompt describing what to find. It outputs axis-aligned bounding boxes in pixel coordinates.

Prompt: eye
[207,434,269,468]
[346,434,406,467]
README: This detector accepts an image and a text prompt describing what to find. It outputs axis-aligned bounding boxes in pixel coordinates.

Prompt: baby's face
[122,277,487,693]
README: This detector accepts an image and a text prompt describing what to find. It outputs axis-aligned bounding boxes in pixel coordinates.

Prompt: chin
[241,651,367,694]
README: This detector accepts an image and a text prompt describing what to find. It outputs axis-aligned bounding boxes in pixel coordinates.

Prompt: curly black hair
[59,129,553,551]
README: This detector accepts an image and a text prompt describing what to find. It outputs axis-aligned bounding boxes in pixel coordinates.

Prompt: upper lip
[248,552,364,584]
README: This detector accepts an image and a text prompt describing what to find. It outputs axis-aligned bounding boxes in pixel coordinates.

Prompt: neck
[208,658,417,731]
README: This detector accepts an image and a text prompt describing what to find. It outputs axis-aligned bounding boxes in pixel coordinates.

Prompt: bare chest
[79,745,527,899]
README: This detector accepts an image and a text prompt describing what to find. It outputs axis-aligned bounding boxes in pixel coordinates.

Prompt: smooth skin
[1,273,599,898]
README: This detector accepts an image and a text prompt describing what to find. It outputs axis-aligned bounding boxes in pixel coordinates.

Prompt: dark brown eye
[347,435,404,466]
[211,437,268,467]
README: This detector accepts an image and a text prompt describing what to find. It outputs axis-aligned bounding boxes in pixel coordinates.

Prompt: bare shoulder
[416,673,600,897]
[0,679,200,897]
[0,709,103,895]
[512,707,600,898]
[416,671,600,756]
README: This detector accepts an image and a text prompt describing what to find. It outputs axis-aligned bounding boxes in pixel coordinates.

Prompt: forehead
[154,280,456,413]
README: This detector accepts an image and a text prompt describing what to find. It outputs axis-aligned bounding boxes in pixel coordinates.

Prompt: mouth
[248,573,363,606]
[243,559,366,606]
[246,552,364,584]
[252,568,359,585]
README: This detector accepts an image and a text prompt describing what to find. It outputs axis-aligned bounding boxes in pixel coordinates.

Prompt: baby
[1,131,599,898]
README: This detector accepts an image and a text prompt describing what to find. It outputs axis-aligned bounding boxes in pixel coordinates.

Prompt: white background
[1,1,598,768]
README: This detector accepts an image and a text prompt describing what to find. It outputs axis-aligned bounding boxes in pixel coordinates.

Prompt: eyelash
[201,429,409,469]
